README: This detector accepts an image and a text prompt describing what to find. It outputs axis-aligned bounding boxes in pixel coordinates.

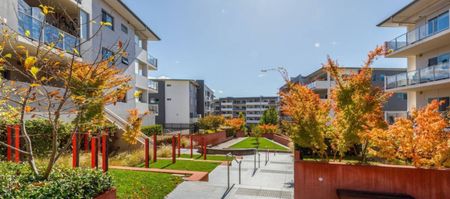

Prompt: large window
[102,47,113,60]
[428,11,449,35]
[101,10,114,31]
[80,10,89,39]
[121,24,128,34]
[428,53,450,66]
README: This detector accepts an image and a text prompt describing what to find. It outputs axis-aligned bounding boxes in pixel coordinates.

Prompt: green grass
[137,159,220,172]
[179,154,233,161]
[109,169,182,199]
[229,137,289,151]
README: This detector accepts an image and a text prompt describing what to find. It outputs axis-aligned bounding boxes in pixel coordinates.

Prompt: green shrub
[0,162,112,198]
[141,124,163,136]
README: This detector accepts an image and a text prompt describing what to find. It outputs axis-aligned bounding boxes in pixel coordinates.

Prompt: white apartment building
[213,96,279,125]
[0,0,160,126]
[380,0,450,114]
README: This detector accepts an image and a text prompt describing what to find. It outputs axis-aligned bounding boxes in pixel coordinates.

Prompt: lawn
[137,159,220,172]
[109,169,182,199]
[229,137,289,151]
[179,154,233,161]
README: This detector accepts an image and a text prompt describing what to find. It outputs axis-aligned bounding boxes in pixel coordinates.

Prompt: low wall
[192,131,231,146]
[294,161,450,199]
[236,131,246,138]
[262,133,291,147]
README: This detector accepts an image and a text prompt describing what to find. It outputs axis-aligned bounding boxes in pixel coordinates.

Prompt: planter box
[262,133,291,147]
[192,131,231,146]
[294,161,450,199]
[95,189,116,199]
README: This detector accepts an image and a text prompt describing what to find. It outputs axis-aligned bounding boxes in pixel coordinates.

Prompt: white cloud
[157,75,170,79]
[314,42,320,48]
[258,73,266,78]
[218,90,224,94]
[331,41,338,45]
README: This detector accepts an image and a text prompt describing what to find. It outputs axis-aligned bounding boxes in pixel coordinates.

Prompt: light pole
[260,67,290,83]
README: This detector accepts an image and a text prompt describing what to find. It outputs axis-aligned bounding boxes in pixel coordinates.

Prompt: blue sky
[123,0,411,97]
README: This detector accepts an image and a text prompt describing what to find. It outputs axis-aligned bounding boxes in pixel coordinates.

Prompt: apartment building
[148,79,214,132]
[0,0,160,125]
[380,0,450,116]
[281,67,407,123]
[213,96,279,125]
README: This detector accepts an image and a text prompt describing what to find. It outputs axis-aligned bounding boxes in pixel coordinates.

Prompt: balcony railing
[148,80,158,91]
[386,12,449,52]
[148,104,159,115]
[147,54,158,68]
[385,63,450,89]
[18,11,79,54]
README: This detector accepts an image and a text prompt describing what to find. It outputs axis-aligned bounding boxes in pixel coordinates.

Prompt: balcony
[148,80,158,93]
[221,107,233,111]
[221,102,233,106]
[148,104,159,115]
[18,11,79,54]
[134,74,148,90]
[147,54,158,69]
[246,107,267,111]
[385,63,450,91]
[386,12,450,57]
[307,80,334,90]
[246,101,269,105]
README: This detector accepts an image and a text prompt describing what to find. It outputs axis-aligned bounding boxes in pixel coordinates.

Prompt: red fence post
[84,133,89,152]
[177,134,181,157]
[14,125,20,163]
[145,138,149,168]
[102,134,108,173]
[72,133,78,168]
[91,137,98,169]
[203,137,206,160]
[190,135,193,158]
[6,126,11,161]
[172,136,176,164]
[153,134,157,162]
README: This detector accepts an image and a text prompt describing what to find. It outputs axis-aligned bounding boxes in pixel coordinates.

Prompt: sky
[123,0,412,98]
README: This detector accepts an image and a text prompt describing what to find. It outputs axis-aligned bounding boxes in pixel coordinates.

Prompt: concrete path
[166,152,294,199]
[211,137,247,149]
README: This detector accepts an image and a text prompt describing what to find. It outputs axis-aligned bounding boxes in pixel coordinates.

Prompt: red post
[91,137,98,169]
[6,126,11,161]
[153,134,157,162]
[203,137,207,160]
[14,125,20,163]
[72,133,78,168]
[190,135,193,158]
[84,133,89,152]
[172,136,176,164]
[177,134,181,157]
[144,138,149,168]
[102,134,108,173]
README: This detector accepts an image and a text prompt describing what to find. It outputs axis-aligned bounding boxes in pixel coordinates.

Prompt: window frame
[101,9,114,31]
[121,23,128,34]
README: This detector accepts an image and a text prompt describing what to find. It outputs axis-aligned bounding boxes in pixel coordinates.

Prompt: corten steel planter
[95,189,116,199]
[294,161,450,199]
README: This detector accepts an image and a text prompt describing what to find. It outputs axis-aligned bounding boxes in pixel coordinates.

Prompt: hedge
[0,162,112,198]
[141,124,162,136]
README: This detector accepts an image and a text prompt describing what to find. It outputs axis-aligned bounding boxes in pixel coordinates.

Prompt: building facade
[0,0,160,125]
[282,67,408,123]
[213,96,279,125]
[148,79,214,132]
[380,0,450,117]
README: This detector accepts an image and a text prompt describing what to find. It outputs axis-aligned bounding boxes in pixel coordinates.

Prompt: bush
[109,150,146,167]
[157,145,172,158]
[0,162,112,198]
[141,124,163,136]
[180,137,190,148]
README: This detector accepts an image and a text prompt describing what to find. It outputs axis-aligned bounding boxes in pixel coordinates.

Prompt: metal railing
[385,63,450,89]
[148,104,159,115]
[18,11,79,54]
[386,12,449,52]
[148,80,158,91]
[147,54,158,68]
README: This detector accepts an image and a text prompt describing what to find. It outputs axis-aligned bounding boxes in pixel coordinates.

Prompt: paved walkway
[166,152,294,199]
[211,137,248,149]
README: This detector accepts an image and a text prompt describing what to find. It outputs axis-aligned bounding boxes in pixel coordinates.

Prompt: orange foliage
[224,117,245,132]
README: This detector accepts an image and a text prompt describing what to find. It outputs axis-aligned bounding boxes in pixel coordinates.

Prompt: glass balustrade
[385,63,450,89]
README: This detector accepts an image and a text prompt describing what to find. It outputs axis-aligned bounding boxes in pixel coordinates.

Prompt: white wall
[164,81,191,124]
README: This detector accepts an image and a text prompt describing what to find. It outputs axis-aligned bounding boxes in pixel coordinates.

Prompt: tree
[0,4,133,178]
[325,46,391,162]
[280,83,330,159]
[198,115,225,133]
[224,117,246,133]
[369,100,450,168]
[259,107,278,125]
[253,124,278,145]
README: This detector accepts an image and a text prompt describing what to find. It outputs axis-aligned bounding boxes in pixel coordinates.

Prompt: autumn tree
[198,115,225,133]
[369,100,450,168]
[223,117,246,133]
[325,46,391,163]
[0,4,132,178]
[259,107,278,125]
[280,83,330,159]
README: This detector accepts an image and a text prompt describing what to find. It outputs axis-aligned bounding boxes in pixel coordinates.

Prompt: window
[101,47,113,60]
[428,97,450,112]
[380,74,385,81]
[121,24,128,34]
[428,53,450,66]
[167,84,172,87]
[428,11,449,35]
[121,57,129,65]
[101,10,114,31]
[167,98,172,101]
[80,10,89,39]
[396,93,407,100]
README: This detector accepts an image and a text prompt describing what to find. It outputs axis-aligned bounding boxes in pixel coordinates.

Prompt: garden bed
[137,159,220,172]
[229,137,290,151]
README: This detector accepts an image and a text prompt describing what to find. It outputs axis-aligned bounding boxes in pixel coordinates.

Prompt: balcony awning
[377,0,444,27]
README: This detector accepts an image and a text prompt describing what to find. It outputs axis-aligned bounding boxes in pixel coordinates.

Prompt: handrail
[385,63,450,89]
[104,107,151,145]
